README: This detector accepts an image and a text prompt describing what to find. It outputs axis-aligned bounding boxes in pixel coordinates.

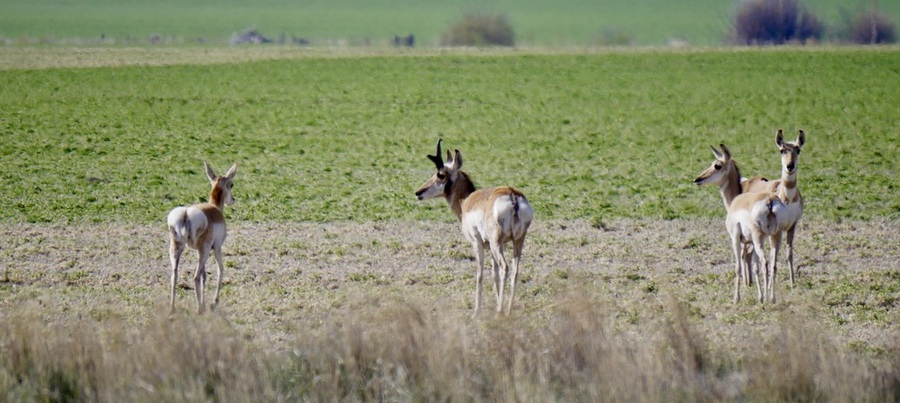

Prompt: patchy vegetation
[0,218,897,400]
[0,47,897,400]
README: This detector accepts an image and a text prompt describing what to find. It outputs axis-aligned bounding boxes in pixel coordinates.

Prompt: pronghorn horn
[427,138,444,169]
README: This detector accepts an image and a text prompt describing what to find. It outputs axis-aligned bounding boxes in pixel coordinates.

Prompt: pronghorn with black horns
[167,162,237,313]
[415,138,534,315]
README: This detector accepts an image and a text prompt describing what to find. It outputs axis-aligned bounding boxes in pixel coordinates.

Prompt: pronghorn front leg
[785,224,797,287]
[195,247,210,314]
[768,232,783,304]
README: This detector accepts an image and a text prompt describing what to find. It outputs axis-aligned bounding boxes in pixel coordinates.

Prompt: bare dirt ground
[1,218,897,361]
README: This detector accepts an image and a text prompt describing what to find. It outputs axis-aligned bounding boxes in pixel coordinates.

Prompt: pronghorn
[764,129,805,300]
[721,181,782,303]
[167,162,237,313]
[415,139,534,315]
[694,143,772,288]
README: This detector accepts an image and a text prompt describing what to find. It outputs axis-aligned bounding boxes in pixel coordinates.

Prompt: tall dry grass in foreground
[1,294,896,402]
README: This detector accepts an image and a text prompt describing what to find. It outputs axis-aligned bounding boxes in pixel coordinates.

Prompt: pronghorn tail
[763,195,784,234]
[167,206,206,244]
[511,193,520,222]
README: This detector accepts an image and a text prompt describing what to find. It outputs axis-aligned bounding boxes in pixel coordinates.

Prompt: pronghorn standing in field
[415,139,534,315]
[764,129,805,301]
[694,143,772,288]
[721,179,782,304]
[167,162,237,313]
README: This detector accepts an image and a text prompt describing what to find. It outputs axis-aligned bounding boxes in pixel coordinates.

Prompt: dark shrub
[848,12,896,44]
[733,0,824,45]
[591,28,635,46]
[442,12,515,47]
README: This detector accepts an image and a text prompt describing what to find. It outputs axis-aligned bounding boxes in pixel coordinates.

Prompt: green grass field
[1,47,897,223]
[1,0,898,46]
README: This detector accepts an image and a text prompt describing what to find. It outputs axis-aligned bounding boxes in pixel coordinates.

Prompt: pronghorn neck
[778,170,800,204]
[720,162,743,208]
[209,184,226,210]
[445,171,476,220]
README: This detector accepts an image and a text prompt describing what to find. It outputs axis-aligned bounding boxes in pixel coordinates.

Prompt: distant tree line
[732,0,895,45]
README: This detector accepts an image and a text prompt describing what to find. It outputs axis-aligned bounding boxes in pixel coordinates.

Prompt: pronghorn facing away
[415,139,534,315]
[722,182,782,304]
[694,143,771,296]
[167,162,237,313]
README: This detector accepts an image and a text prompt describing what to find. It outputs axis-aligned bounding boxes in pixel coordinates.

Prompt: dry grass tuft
[1,218,897,401]
[3,294,896,401]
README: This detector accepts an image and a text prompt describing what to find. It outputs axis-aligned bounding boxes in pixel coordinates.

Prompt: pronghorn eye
[228,183,233,189]
[436,173,446,180]
[714,164,722,170]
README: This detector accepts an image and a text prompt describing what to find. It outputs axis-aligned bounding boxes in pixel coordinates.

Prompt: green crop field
[0,47,898,401]
[1,0,898,46]
[1,47,897,223]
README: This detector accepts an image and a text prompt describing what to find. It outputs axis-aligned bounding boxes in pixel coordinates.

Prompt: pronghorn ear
[204,161,217,182]
[775,129,785,147]
[453,149,463,168]
[719,144,732,160]
[445,150,453,164]
[223,163,237,180]
[796,130,805,148]
[710,145,723,159]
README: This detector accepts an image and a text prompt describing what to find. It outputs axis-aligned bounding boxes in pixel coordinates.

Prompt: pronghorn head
[206,162,238,207]
[415,138,463,201]
[776,129,805,175]
[694,143,736,187]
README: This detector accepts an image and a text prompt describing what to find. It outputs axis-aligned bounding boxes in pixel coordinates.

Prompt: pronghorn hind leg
[211,244,225,310]
[195,247,210,314]
[750,234,767,304]
[168,234,185,312]
[489,241,508,313]
[490,254,501,307]
[786,225,797,287]
[742,244,753,287]
[506,237,525,314]
[731,235,743,304]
